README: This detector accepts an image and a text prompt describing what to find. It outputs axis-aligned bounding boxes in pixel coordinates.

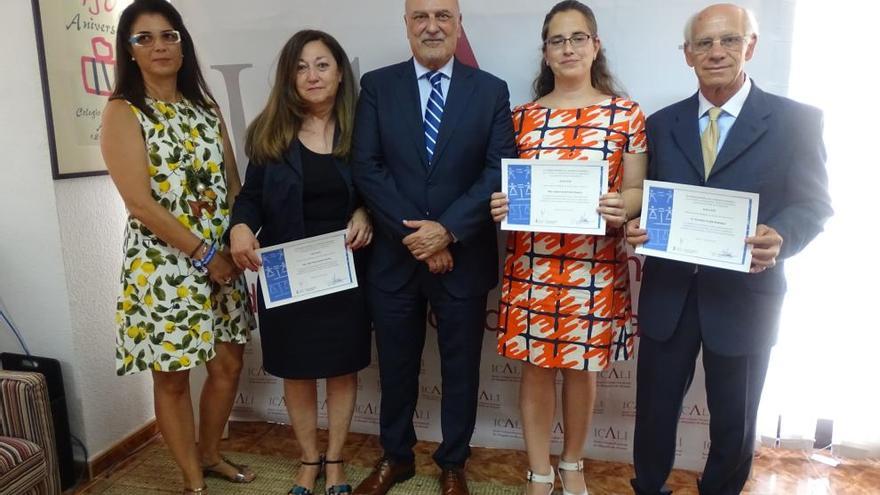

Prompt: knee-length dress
[115,98,254,376]
[497,99,647,371]
[257,141,371,379]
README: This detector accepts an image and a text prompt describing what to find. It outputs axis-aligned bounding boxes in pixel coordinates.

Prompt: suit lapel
[282,138,303,180]
[710,83,770,177]
[670,93,704,179]
[429,58,475,175]
[398,60,429,169]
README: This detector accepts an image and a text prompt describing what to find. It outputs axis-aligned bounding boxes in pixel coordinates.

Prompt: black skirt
[257,142,371,379]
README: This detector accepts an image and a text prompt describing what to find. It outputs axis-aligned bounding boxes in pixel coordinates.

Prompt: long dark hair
[110,0,216,121]
[532,0,624,99]
[245,30,357,163]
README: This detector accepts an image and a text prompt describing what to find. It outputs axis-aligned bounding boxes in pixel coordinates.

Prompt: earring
[131,57,135,61]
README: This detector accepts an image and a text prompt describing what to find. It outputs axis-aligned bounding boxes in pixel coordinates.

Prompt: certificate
[636,180,759,272]
[501,158,609,235]
[257,230,358,308]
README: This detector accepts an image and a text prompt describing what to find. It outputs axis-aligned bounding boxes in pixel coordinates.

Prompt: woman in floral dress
[489,2,647,495]
[101,1,255,493]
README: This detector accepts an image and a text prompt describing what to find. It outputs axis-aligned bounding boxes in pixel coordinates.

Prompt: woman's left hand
[347,207,373,250]
[598,192,628,229]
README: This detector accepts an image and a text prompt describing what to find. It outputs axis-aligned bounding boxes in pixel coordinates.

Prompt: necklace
[148,97,217,219]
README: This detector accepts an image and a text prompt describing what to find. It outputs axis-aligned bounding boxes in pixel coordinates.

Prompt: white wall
[0,0,153,462]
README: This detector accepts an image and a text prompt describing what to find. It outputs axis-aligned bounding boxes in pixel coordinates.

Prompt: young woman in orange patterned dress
[489,2,647,494]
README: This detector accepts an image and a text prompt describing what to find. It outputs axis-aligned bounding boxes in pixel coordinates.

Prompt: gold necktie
[701,107,722,178]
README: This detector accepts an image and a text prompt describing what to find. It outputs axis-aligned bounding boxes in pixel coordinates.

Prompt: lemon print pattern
[115,98,254,376]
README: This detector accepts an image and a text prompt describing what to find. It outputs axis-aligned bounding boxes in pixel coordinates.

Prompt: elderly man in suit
[351,0,515,494]
[626,4,832,494]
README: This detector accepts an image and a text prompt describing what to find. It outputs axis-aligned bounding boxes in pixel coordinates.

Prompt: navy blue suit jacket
[230,139,360,246]
[639,83,832,356]
[352,58,516,297]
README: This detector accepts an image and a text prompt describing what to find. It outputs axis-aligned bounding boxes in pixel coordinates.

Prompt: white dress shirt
[414,57,454,117]
[697,76,752,152]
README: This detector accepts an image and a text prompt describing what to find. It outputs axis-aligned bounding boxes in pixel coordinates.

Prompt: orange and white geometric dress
[497,99,647,371]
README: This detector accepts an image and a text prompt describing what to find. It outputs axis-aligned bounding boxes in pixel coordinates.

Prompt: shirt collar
[414,56,455,80]
[698,75,751,119]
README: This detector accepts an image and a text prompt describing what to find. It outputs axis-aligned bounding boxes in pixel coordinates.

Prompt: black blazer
[638,83,833,356]
[351,58,516,297]
[230,139,360,246]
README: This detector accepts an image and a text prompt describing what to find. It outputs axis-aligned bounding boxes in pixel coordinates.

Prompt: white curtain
[757,0,880,456]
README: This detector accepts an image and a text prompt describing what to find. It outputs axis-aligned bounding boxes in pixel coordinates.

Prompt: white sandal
[526,466,554,495]
[558,458,589,495]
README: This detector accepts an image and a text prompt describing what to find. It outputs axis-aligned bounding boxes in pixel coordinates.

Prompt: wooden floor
[79,421,880,494]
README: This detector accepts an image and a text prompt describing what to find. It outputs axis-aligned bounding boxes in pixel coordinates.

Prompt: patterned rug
[88,444,521,494]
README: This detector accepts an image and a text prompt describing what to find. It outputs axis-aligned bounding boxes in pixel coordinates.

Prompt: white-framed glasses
[129,30,181,48]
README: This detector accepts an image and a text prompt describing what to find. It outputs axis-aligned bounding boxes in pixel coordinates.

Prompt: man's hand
[625,217,648,248]
[402,220,452,260]
[425,248,454,274]
[746,224,783,273]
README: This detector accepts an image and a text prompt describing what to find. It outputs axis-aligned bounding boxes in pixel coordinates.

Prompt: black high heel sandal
[323,458,352,495]
[288,457,325,495]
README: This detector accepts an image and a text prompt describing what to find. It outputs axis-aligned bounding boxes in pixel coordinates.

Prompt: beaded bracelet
[192,244,217,272]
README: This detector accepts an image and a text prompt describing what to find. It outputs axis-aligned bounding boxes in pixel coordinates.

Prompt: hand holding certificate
[635,180,759,272]
[257,230,358,308]
[501,158,609,235]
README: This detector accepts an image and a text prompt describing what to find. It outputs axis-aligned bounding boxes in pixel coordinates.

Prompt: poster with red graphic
[32,0,133,179]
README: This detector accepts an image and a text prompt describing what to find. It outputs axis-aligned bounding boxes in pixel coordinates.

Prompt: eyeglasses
[687,35,749,53]
[545,33,594,50]
[129,30,181,48]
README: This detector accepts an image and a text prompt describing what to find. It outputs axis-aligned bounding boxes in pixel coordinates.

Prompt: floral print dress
[115,98,253,376]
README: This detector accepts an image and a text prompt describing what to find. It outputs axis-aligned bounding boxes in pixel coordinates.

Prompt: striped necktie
[424,71,445,164]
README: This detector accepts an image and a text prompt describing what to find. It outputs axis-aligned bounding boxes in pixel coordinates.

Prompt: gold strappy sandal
[202,455,256,483]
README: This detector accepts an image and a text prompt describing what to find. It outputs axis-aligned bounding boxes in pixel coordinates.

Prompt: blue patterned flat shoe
[288,486,313,495]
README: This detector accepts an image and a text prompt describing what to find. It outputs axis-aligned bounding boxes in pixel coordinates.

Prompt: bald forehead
[405,0,460,15]
[694,4,747,30]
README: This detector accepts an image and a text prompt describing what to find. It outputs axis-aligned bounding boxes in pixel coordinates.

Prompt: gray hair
[683,5,760,43]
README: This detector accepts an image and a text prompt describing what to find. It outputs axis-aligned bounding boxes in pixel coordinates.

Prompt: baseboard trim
[88,419,160,479]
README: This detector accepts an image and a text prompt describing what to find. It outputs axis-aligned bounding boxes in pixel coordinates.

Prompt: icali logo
[267,396,286,408]
[413,409,431,420]
[599,368,632,381]
[356,402,378,416]
[234,392,254,406]
[491,362,521,376]
[494,417,522,430]
[479,390,501,403]
[681,404,709,417]
[247,366,270,377]
[594,426,629,441]
[552,422,564,434]
[421,384,442,397]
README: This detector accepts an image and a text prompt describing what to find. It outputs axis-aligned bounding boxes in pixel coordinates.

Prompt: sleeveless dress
[497,99,647,371]
[257,141,371,379]
[115,98,254,376]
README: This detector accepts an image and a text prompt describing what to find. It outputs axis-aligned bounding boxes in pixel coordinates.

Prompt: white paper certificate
[501,158,609,235]
[635,180,759,272]
[256,230,358,308]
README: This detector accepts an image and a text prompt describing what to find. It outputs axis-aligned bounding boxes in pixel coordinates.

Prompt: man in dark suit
[626,4,832,494]
[351,1,515,494]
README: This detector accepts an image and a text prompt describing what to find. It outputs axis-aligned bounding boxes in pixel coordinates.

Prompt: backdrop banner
[171,0,795,471]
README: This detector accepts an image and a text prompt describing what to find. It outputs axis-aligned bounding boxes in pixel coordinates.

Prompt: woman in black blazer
[229,30,371,495]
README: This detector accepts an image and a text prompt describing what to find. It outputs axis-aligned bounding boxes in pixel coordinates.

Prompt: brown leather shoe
[353,457,415,495]
[439,468,470,495]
